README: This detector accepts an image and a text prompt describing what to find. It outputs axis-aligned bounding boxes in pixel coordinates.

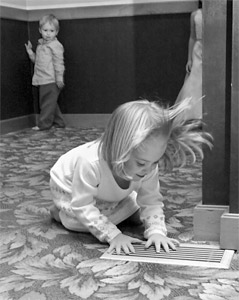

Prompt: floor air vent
[101,243,234,269]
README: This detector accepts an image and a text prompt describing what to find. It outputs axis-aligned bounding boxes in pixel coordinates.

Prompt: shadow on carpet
[0,127,238,300]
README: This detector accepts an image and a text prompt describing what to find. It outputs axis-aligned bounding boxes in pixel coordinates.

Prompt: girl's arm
[137,167,167,238]
[137,167,178,252]
[71,158,144,253]
[70,158,122,243]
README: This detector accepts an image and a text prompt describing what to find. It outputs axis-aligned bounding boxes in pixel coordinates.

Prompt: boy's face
[39,22,58,42]
[124,134,168,181]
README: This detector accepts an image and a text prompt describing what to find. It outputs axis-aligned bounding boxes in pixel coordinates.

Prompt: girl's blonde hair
[99,98,213,179]
[39,14,59,32]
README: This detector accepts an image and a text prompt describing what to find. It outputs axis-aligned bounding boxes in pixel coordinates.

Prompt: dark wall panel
[1,19,34,120]
[28,14,190,114]
[1,13,190,119]
[134,14,189,104]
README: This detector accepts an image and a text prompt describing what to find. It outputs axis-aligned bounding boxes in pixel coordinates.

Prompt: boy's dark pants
[38,83,65,130]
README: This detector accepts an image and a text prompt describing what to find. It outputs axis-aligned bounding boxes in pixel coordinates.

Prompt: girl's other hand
[145,233,179,253]
[186,60,193,73]
[108,233,144,255]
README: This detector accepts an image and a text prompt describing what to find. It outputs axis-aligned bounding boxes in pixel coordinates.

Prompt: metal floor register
[101,243,235,269]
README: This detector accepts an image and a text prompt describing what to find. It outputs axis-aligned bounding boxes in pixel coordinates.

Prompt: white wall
[0,0,196,10]
[0,0,26,9]
[0,0,197,21]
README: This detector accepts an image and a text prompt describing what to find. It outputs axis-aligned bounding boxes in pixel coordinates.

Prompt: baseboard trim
[193,204,229,242]
[0,114,110,134]
[0,114,36,135]
[220,213,239,251]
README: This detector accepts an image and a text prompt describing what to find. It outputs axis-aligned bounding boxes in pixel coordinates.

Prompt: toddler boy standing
[25,14,65,130]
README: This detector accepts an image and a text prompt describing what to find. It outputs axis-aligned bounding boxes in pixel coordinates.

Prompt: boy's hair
[39,14,59,32]
[99,98,213,179]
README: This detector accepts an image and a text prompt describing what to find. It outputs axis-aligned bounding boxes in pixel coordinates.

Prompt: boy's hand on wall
[25,41,33,55]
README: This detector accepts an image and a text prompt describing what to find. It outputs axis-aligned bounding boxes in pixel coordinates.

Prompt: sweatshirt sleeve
[137,166,167,239]
[49,41,65,82]
[70,158,122,243]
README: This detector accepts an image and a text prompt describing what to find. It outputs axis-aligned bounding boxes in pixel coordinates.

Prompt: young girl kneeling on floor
[50,98,212,254]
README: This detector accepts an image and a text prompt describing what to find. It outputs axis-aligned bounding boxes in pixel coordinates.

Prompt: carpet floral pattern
[0,127,238,300]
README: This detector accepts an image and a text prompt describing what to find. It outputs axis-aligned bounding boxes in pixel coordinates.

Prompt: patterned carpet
[0,127,238,300]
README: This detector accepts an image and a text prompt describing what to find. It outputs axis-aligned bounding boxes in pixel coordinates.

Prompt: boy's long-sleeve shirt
[32,38,65,86]
[50,141,167,243]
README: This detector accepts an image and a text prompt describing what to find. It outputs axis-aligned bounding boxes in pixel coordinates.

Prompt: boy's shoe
[32,126,51,131]
[32,126,40,131]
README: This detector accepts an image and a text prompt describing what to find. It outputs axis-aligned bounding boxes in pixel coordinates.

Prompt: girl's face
[39,22,58,42]
[124,134,168,181]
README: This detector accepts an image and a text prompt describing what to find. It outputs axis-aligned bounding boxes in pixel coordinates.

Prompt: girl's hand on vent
[108,233,144,255]
[145,234,179,253]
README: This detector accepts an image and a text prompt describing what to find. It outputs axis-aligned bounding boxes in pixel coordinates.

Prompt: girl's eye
[137,162,145,167]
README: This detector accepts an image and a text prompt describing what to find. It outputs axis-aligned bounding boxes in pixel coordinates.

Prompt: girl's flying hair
[159,100,212,172]
[99,98,213,179]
